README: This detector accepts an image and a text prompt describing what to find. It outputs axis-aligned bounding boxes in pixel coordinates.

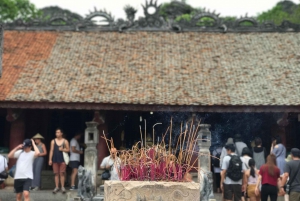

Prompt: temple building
[1,0,300,189]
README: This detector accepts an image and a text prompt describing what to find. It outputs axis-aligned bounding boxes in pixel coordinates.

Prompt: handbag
[284,161,300,194]
[102,163,113,180]
[62,140,70,165]
[101,170,111,180]
[0,157,8,179]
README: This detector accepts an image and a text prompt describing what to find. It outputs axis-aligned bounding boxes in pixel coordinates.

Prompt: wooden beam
[0,101,300,112]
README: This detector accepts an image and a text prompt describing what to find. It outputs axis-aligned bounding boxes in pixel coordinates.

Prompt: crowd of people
[0,128,84,201]
[212,134,300,201]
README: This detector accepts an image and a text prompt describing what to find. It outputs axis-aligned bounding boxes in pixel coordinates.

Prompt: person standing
[252,137,267,170]
[48,128,70,194]
[221,144,246,201]
[100,148,121,180]
[234,134,247,157]
[220,138,234,168]
[281,148,300,200]
[8,139,40,201]
[255,154,281,201]
[212,145,222,193]
[241,147,252,169]
[243,159,260,201]
[31,134,47,191]
[0,154,8,185]
[69,132,83,190]
[271,136,286,175]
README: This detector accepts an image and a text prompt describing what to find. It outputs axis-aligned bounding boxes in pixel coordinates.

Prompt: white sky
[30,0,298,19]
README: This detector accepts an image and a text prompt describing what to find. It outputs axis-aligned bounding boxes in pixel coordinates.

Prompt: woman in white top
[241,147,252,169]
[241,147,252,201]
[243,159,260,201]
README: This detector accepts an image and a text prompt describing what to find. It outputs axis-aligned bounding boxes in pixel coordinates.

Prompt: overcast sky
[30,0,298,19]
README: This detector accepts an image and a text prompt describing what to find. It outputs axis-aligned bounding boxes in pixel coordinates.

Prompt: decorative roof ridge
[1,0,300,33]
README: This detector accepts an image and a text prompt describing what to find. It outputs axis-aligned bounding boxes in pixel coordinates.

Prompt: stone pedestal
[84,122,99,195]
[104,181,200,201]
[198,124,214,201]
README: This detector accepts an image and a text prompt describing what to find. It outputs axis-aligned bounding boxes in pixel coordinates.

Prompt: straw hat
[32,133,44,139]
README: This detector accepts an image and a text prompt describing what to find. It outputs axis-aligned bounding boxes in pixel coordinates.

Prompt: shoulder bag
[62,140,70,165]
[101,163,112,180]
[0,157,8,179]
[284,161,300,194]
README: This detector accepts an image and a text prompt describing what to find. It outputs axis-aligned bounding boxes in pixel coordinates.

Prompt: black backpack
[212,150,221,167]
[226,155,243,181]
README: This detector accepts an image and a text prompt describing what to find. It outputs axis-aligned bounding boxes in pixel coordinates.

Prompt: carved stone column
[84,121,99,195]
[198,124,214,201]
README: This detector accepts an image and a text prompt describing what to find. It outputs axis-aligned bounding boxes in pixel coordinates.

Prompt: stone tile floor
[0,190,286,201]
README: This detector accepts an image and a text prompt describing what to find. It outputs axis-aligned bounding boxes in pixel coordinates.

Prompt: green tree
[0,0,40,22]
[257,1,300,25]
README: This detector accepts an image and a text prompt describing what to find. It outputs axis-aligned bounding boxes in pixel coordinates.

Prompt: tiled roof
[1,31,300,106]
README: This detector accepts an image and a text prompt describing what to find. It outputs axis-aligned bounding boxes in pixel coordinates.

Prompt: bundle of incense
[101,118,211,182]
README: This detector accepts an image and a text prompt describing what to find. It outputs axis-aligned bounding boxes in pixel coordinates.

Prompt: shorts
[14,179,32,193]
[290,192,300,200]
[223,183,242,201]
[69,161,80,169]
[247,184,256,197]
[52,162,66,174]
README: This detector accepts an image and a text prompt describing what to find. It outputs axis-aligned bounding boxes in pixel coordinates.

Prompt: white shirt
[100,156,121,180]
[70,138,80,162]
[0,155,8,181]
[14,150,35,179]
[221,154,246,185]
[241,155,252,169]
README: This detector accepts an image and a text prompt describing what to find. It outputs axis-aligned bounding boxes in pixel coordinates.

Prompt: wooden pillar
[93,111,109,169]
[6,109,25,168]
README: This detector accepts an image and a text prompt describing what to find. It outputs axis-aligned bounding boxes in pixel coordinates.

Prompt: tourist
[100,148,121,180]
[220,138,234,168]
[31,133,47,191]
[241,147,252,201]
[255,154,281,201]
[69,132,83,190]
[241,147,253,169]
[212,145,222,193]
[0,154,8,186]
[221,144,246,201]
[271,136,286,175]
[252,137,267,170]
[8,139,40,201]
[48,128,70,194]
[243,159,260,201]
[234,134,247,157]
[281,148,300,200]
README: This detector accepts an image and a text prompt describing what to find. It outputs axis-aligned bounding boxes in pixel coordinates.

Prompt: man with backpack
[281,148,300,200]
[221,144,246,201]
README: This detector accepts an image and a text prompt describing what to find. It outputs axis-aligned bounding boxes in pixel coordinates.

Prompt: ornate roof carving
[1,0,300,32]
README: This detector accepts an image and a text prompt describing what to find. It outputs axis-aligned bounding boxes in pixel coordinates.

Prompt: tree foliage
[257,1,300,25]
[0,0,41,22]
[160,0,300,26]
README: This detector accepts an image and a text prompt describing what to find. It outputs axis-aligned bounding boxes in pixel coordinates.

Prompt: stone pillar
[84,121,99,195]
[198,124,214,201]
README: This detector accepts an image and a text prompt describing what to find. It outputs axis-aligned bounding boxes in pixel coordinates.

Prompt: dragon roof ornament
[1,0,300,32]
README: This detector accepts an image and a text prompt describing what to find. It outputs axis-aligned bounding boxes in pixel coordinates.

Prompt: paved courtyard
[0,189,286,201]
